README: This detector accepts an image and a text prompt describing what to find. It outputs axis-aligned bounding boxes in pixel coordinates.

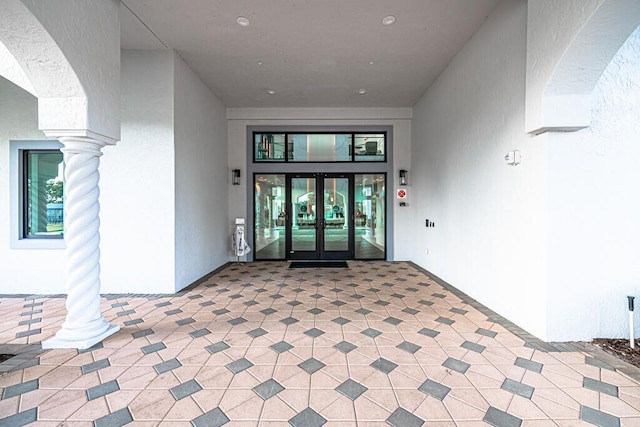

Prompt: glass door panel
[323,177,349,252]
[254,175,286,259]
[354,174,386,259]
[289,176,318,257]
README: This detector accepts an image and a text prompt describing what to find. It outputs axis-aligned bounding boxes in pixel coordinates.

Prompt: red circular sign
[397,189,407,199]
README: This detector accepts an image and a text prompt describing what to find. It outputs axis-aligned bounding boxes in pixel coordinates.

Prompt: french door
[286,173,354,260]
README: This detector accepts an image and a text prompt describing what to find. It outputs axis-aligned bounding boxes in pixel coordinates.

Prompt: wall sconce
[399,169,408,186]
[232,169,241,185]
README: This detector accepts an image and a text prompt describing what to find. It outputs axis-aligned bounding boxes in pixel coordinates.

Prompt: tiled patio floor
[1,261,640,426]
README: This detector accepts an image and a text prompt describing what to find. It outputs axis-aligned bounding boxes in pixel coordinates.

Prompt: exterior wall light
[399,169,408,186]
[232,169,241,185]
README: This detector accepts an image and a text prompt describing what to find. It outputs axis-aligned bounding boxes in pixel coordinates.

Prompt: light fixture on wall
[232,169,241,185]
[399,169,408,186]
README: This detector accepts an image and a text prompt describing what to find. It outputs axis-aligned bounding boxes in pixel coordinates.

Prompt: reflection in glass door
[323,177,350,254]
[254,174,286,259]
[289,176,318,257]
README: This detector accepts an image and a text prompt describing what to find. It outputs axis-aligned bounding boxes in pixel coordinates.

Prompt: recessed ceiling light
[382,15,396,25]
[236,16,250,26]
[267,90,276,95]
[368,61,375,65]
[358,89,367,94]
[257,61,263,66]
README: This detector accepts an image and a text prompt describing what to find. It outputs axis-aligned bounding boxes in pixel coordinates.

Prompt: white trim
[227,107,413,121]
[9,140,65,250]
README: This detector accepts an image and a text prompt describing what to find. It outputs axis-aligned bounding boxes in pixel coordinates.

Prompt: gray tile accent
[2,379,38,399]
[186,328,210,339]
[132,329,154,339]
[580,405,620,427]
[176,317,195,326]
[226,358,253,374]
[18,318,41,326]
[418,300,434,306]
[435,317,454,326]
[370,357,398,374]
[501,378,534,399]
[514,357,543,373]
[270,294,284,300]
[192,408,229,427]
[154,358,182,374]
[383,317,402,326]
[261,308,277,315]
[228,317,247,326]
[206,341,230,354]
[298,358,326,374]
[397,341,421,354]
[21,310,41,316]
[476,328,498,338]
[94,407,133,427]
[355,308,372,315]
[310,293,324,299]
[82,358,110,374]
[124,318,143,326]
[213,308,230,316]
[585,356,615,371]
[289,407,327,427]
[331,300,347,307]
[418,379,450,400]
[483,406,522,427]
[252,378,284,400]
[451,307,468,315]
[288,301,303,306]
[418,328,440,338]
[87,379,119,401]
[170,379,202,400]
[442,357,470,374]
[308,308,324,315]
[335,379,368,400]
[375,300,390,306]
[229,293,243,299]
[361,328,382,338]
[334,341,357,354]
[386,407,425,427]
[405,287,419,292]
[402,308,419,315]
[270,341,293,353]
[461,341,486,353]
[432,293,446,299]
[332,317,351,325]
[15,329,40,338]
[281,317,299,325]
[142,342,166,355]
[304,328,325,338]
[247,328,268,338]
[116,309,136,317]
[165,309,182,315]
[583,377,618,397]
[0,408,37,427]
[23,302,43,308]
[155,301,171,307]
[243,300,259,306]
[391,293,406,299]
[111,302,128,308]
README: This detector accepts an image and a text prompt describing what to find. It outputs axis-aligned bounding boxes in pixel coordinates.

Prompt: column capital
[56,135,109,157]
[43,129,118,146]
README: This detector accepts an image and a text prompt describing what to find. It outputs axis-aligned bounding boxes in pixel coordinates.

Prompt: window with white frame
[10,140,66,249]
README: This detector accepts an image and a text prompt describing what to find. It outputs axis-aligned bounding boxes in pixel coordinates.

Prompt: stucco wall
[100,50,176,294]
[174,53,229,291]
[411,0,549,339]
[546,26,640,341]
[0,77,64,293]
[226,108,413,262]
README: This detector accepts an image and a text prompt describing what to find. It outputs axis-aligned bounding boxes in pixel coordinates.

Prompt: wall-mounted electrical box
[504,150,521,166]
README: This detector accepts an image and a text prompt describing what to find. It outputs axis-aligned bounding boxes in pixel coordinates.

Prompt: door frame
[285,173,355,261]
[245,125,395,261]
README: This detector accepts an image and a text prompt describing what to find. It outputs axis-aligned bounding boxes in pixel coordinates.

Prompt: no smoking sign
[396,189,407,199]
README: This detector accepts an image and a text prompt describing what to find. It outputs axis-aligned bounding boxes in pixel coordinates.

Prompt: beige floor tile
[38,365,83,389]
[353,396,392,421]
[507,394,551,420]
[117,365,158,389]
[129,389,174,420]
[163,396,204,421]
[531,394,580,420]
[600,393,640,417]
[442,395,486,421]
[37,389,88,420]
[276,388,310,412]
[309,388,341,412]
[66,397,111,421]
[259,396,298,420]
[317,394,356,421]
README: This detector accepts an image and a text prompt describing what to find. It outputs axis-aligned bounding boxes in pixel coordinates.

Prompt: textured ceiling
[120,0,499,108]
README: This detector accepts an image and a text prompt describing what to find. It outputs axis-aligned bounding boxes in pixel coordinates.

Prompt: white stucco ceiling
[120,0,500,108]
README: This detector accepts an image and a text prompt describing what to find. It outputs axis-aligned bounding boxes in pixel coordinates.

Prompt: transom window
[254,132,386,163]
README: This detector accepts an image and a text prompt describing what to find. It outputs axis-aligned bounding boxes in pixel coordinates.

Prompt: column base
[42,323,120,350]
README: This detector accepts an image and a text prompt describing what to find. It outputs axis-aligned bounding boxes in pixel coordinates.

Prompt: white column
[42,136,119,349]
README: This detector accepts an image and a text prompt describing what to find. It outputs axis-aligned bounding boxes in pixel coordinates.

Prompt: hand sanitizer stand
[233,218,251,264]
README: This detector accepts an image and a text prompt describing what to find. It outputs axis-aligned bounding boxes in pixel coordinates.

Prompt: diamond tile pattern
[1,261,638,426]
